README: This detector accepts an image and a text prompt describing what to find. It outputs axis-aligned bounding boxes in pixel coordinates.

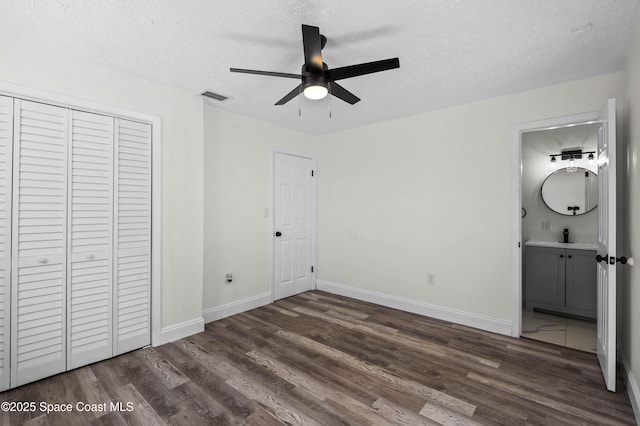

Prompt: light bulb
[303,85,328,100]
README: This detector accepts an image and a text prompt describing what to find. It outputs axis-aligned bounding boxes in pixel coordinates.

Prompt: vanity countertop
[525,240,598,251]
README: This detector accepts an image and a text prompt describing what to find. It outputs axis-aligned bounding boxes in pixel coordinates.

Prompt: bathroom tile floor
[521,310,597,353]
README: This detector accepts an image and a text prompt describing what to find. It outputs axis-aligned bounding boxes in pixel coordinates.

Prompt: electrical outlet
[427,274,436,286]
[542,220,551,231]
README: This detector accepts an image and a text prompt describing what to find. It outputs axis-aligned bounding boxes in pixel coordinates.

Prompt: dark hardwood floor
[0,291,636,425]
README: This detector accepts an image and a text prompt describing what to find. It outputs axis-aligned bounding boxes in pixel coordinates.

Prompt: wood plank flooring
[0,291,636,425]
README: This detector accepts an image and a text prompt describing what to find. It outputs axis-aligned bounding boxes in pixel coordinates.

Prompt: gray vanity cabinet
[564,249,598,316]
[525,246,566,309]
[525,243,596,319]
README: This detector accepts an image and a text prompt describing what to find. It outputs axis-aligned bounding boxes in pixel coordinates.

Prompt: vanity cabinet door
[565,249,597,317]
[525,246,566,309]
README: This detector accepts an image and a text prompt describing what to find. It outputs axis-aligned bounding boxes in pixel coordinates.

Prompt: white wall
[522,125,598,244]
[0,36,204,332]
[620,14,640,418]
[315,73,623,326]
[202,105,316,317]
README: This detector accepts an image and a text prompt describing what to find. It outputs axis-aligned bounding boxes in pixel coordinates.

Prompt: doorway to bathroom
[520,123,599,353]
[512,98,619,391]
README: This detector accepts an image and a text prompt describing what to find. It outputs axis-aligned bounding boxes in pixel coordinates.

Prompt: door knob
[275,231,282,237]
[596,254,608,263]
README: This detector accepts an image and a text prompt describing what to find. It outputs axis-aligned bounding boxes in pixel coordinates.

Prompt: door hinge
[311,266,314,273]
[311,170,314,177]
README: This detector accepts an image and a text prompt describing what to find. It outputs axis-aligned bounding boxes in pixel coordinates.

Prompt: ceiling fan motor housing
[301,63,329,91]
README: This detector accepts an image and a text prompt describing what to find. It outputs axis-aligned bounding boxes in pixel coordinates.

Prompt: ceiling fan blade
[302,24,324,72]
[230,68,301,79]
[326,58,400,82]
[275,84,303,105]
[329,83,360,105]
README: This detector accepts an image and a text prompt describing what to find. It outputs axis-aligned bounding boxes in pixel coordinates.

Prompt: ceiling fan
[230,24,400,105]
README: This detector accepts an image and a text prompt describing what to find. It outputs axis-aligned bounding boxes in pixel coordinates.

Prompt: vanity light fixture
[548,148,595,172]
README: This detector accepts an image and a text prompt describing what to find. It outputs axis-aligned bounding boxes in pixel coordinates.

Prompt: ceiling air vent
[201,91,228,101]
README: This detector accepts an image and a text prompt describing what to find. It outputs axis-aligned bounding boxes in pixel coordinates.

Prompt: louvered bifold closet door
[67,110,114,369]
[11,100,67,387]
[0,96,13,391]
[114,119,151,355]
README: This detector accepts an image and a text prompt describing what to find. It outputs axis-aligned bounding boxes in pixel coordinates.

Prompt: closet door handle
[86,254,95,260]
[38,257,48,264]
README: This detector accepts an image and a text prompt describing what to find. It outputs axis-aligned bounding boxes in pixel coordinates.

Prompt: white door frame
[511,111,600,337]
[270,148,317,301]
[0,80,162,347]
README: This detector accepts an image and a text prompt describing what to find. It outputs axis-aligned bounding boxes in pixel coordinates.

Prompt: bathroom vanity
[524,240,597,319]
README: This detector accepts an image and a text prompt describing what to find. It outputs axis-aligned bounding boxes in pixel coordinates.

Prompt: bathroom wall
[522,125,599,245]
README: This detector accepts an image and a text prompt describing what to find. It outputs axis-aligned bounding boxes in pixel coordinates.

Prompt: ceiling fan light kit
[230,24,400,105]
[304,85,328,100]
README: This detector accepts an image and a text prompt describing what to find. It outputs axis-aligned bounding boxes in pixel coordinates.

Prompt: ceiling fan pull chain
[298,85,302,116]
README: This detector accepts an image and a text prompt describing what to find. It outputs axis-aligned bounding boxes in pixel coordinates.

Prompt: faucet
[563,228,570,243]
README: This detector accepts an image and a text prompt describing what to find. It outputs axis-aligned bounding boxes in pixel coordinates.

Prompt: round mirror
[541,167,597,216]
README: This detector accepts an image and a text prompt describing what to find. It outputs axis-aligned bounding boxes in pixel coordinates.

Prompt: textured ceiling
[0,0,638,135]
[524,124,599,158]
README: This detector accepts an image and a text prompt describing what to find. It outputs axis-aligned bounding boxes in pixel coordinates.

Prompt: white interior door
[114,119,151,355]
[68,110,114,369]
[273,152,314,300]
[0,95,13,391]
[11,99,68,387]
[596,98,617,392]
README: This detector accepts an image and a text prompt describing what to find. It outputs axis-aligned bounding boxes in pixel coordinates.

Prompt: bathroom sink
[525,240,598,251]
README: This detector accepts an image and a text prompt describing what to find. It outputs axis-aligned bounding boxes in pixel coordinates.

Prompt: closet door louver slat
[11,100,68,387]
[0,95,13,391]
[67,110,114,369]
[114,119,151,354]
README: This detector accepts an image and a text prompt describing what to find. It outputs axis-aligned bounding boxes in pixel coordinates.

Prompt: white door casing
[0,95,13,391]
[273,152,314,300]
[11,99,68,387]
[596,98,617,392]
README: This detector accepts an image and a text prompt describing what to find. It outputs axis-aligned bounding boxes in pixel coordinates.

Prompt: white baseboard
[620,352,640,424]
[203,292,272,323]
[156,317,205,346]
[316,280,512,336]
